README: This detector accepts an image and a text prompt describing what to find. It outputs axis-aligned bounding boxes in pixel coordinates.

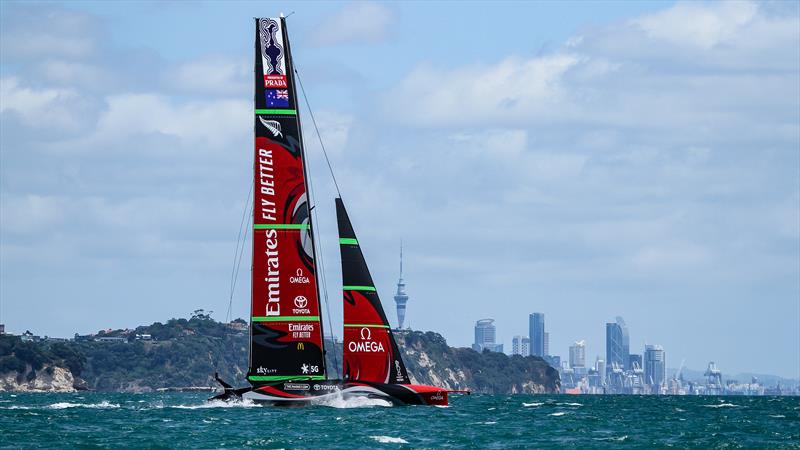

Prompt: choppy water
[0,392,798,449]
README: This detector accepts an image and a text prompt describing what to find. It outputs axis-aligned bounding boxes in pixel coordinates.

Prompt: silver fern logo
[259,117,283,137]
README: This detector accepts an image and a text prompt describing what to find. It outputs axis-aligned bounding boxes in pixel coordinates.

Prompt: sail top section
[336,198,410,384]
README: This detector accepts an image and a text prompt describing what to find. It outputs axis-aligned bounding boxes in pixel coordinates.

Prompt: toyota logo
[294,296,308,308]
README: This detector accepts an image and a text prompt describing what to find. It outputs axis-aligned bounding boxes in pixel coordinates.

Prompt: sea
[0,392,798,449]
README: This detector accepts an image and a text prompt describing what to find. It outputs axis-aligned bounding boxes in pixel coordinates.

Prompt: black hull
[210,379,451,406]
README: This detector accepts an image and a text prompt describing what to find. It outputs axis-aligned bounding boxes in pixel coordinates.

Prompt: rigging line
[226,180,254,324]
[294,67,342,198]
[229,211,252,320]
[306,175,340,376]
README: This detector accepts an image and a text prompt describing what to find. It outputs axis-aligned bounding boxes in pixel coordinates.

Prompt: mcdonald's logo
[297,342,305,350]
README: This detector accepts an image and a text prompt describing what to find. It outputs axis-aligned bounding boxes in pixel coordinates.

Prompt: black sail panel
[336,198,410,384]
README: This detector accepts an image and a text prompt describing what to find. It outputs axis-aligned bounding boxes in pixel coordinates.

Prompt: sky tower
[393,242,409,329]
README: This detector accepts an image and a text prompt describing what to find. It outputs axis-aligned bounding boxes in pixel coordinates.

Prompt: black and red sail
[336,198,410,384]
[249,17,326,383]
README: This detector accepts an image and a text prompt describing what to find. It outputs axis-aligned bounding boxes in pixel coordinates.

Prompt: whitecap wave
[371,436,409,444]
[548,411,568,416]
[593,435,629,442]
[522,402,543,407]
[48,401,120,409]
[769,414,785,418]
[703,403,738,408]
[557,402,582,406]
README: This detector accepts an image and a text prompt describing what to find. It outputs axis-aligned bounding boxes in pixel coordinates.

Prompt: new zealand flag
[265,89,289,107]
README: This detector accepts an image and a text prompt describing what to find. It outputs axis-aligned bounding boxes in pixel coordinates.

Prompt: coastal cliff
[0,318,559,393]
[0,365,77,392]
[397,331,560,394]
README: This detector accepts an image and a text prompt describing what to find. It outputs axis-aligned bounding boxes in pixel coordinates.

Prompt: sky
[1,1,798,378]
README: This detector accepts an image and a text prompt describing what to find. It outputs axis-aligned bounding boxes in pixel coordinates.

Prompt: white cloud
[163,56,249,96]
[384,55,578,126]
[0,77,86,131]
[633,1,758,49]
[80,93,249,149]
[310,2,396,46]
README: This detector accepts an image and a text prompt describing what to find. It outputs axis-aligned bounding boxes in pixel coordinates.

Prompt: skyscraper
[569,340,586,369]
[644,344,666,389]
[544,332,550,356]
[473,319,502,352]
[606,316,630,370]
[529,313,545,357]
[512,336,530,356]
[393,243,409,329]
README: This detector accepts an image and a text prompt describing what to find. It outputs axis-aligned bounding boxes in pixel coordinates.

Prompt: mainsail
[336,198,409,384]
[249,17,326,383]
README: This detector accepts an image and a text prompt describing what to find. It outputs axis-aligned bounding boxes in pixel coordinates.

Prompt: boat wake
[175,399,261,409]
[313,392,392,409]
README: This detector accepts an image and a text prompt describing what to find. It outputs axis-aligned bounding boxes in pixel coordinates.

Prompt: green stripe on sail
[339,238,358,245]
[247,375,326,381]
[255,109,297,115]
[252,316,320,322]
[342,285,376,292]
[344,324,390,329]
[254,223,310,230]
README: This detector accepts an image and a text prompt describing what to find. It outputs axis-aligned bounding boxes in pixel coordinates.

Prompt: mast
[336,198,410,384]
[248,17,326,384]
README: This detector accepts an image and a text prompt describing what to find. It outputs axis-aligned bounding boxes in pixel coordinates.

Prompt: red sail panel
[337,198,410,384]
[249,17,326,383]
[343,291,396,383]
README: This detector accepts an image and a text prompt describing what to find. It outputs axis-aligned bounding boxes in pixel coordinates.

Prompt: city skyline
[1,1,798,379]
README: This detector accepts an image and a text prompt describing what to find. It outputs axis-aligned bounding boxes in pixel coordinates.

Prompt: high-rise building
[596,358,606,384]
[529,313,545,357]
[544,332,550,356]
[512,336,530,356]
[393,243,409,329]
[644,344,666,388]
[569,340,586,369]
[606,316,630,370]
[473,319,502,352]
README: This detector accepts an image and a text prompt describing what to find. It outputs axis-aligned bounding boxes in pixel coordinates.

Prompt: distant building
[0,324,5,335]
[20,331,39,342]
[97,336,127,343]
[135,334,152,341]
[644,345,666,388]
[606,316,630,371]
[569,340,586,369]
[544,332,550,357]
[512,336,530,356]
[393,243,409,329]
[74,333,94,342]
[529,313,545,357]
[473,319,502,353]
[596,358,607,385]
[545,355,561,369]
[629,354,642,370]
[228,320,248,332]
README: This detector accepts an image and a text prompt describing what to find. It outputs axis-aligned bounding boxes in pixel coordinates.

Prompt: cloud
[309,2,396,46]
[162,56,249,96]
